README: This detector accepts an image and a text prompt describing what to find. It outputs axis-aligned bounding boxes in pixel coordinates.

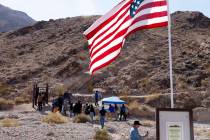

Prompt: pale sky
[0,0,209,21]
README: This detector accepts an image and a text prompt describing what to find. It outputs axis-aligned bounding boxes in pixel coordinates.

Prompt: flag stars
[130,0,144,17]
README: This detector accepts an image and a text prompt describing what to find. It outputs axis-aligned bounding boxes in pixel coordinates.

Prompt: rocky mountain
[0,11,210,101]
[0,4,35,32]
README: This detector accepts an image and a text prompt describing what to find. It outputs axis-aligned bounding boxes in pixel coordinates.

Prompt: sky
[0,0,209,21]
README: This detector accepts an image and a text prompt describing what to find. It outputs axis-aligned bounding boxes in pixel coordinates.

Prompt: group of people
[36,90,148,140]
[108,104,128,121]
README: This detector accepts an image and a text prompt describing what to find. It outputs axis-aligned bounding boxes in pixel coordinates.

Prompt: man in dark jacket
[99,106,107,129]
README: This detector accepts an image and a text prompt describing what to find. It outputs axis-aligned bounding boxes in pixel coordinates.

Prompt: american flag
[84,0,168,75]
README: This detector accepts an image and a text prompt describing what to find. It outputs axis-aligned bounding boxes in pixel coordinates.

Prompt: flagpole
[166,0,174,108]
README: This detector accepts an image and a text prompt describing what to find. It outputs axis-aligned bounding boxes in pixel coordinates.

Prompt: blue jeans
[100,116,105,129]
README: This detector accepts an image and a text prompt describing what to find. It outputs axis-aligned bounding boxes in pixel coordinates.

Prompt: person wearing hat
[130,121,148,140]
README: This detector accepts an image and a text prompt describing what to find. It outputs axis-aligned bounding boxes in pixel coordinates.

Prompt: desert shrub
[15,96,30,104]
[0,98,15,110]
[54,84,66,97]
[0,84,13,96]
[0,118,20,127]
[144,94,170,108]
[94,129,111,140]
[73,114,91,123]
[208,131,210,138]
[42,112,68,124]
[128,101,155,119]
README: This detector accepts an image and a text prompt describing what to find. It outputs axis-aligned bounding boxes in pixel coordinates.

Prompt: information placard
[156,108,194,140]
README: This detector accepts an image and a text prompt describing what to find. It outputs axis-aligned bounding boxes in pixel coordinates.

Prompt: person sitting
[130,121,148,140]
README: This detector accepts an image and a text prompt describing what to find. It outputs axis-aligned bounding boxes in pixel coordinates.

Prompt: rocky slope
[0,11,210,102]
[0,4,35,32]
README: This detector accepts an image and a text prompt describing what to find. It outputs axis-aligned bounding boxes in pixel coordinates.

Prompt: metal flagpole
[166,0,174,108]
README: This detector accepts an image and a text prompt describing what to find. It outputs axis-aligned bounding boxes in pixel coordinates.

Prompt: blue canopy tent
[101,96,126,104]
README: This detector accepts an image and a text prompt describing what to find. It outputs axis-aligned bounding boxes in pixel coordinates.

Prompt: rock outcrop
[0,4,36,32]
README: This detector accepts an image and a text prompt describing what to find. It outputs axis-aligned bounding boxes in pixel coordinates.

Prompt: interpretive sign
[156,108,194,140]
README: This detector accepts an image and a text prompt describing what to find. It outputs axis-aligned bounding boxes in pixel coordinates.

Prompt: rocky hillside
[0,4,35,32]
[0,11,210,100]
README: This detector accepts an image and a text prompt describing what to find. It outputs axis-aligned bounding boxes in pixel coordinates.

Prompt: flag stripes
[84,0,168,75]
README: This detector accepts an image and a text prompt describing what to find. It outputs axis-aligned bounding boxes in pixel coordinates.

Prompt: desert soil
[0,104,210,140]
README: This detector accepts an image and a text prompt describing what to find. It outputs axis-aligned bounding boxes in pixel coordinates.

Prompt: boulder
[193,107,210,122]
[201,97,210,108]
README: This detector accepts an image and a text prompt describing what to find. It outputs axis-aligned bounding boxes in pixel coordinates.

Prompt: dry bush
[0,98,15,110]
[94,129,111,140]
[42,112,68,124]
[0,118,20,127]
[128,101,155,119]
[53,84,66,97]
[207,131,210,138]
[0,84,13,96]
[73,114,91,123]
[15,96,30,105]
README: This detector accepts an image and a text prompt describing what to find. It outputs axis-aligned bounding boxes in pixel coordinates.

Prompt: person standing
[130,121,148,140]
[77,100,82,114]
[69,102,74,117]
[114,104,119,120]
[89,104,95,123]
[37,93,43,111]
[94,91,99,106]
[84,103,90,115]
[120,104,126,121]
[57,95,63,112]
[99,106,107,129]
[108,104,115,119]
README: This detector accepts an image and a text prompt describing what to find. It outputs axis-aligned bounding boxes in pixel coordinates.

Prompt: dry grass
[145,94,161,103]
[73,114,91,123]
[0,118,20,127]
[120,96,134,104]
[127,101,155,119]
[0,98,15,110]
[0,84,14,96]
[94,129,111,140]
[207,131,210,138]
[42,112,68,124]
[14,96,30,105]
[141,120,155,127]
[144,94,170,108]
